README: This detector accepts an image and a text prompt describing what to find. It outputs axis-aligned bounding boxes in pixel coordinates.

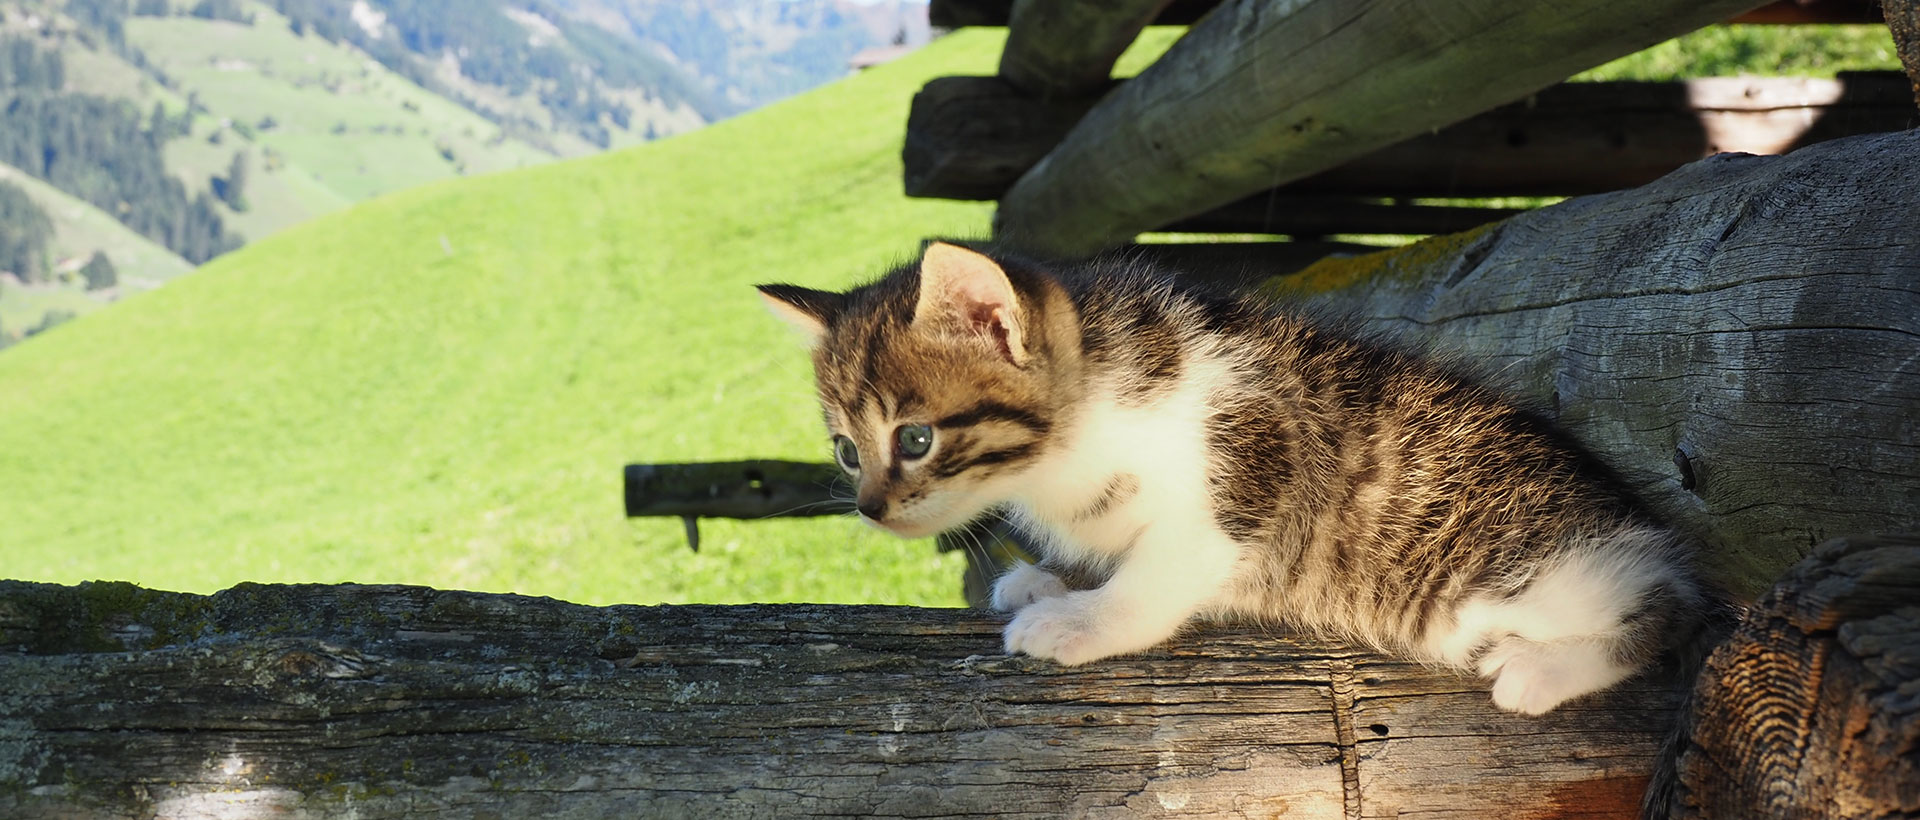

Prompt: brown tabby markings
[759,243,1705,715]
[1073,473,1140,522]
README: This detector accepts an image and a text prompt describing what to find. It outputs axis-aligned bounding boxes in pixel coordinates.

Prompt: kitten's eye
[833,435,860,472]
[896,424,933,459]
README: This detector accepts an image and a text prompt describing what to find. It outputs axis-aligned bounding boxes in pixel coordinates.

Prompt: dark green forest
[0,37,240,265]
[267,0,723,147]
[0,181,53,283]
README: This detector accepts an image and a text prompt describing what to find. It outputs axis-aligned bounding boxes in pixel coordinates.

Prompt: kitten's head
[758,242,1080,538]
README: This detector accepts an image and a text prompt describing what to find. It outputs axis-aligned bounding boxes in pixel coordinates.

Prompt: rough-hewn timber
[999,0,1171,99]
[1266,128,1919,599]
[1661,535,1920,819]
[909,70,1917,218]
[991,0,1788,256]
[0,579,1683,819]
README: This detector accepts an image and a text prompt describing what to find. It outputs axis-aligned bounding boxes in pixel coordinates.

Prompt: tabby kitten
[759,242,1703,714]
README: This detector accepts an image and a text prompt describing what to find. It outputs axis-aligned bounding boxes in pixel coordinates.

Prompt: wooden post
[991,0,1775,257]
[1887,0,1920,107]
[1659,535,1920,819]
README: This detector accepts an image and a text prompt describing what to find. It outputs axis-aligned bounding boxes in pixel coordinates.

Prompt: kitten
[759,241,1704,714]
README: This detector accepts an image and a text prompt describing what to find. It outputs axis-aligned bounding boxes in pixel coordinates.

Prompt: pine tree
[219,150,249,211]
[80,251,116,290]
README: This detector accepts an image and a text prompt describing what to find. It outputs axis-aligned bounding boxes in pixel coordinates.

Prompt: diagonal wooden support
[992,0,1775,256]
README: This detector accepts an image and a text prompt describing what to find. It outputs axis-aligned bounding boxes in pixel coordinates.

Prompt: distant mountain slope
[0,29,1002,607]
[556,0,931,111]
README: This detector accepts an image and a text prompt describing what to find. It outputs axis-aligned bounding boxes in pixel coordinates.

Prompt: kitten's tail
[1639,591,1743,820]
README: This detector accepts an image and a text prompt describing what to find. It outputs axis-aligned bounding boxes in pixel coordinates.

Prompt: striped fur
[759,242,1705,714]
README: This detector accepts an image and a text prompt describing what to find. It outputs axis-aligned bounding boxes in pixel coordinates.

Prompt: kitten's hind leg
[1481,637,1635,715]
[989,562,1070,612]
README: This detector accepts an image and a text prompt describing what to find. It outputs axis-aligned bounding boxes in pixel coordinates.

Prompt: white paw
[989,562,1069,612]
[1003,592,1134,665]
[1487,642,1632,715]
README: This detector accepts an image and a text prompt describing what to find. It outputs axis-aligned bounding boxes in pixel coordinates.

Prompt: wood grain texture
[991,0,1775,256]
[0,580,1680,819]
[1663,535,1920,819]
[999,0,1172,99]
[1268,128,1920,599]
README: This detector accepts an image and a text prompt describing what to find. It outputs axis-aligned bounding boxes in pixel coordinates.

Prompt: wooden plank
[1656,535,1920,819]
[999,0,1173,99]
[1272,128,1920,599]
[990,0,1783,258]
[907,72,1918,203]
[934,0,1874,27]
[0,579,1683,818]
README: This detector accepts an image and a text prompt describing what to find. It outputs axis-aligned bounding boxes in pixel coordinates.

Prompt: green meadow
[0,25,1901,606]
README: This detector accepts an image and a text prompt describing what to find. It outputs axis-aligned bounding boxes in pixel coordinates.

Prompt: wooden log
[1660,534,1920,819]
[0,579,1685,818]
[1163,195,1525,237]
[907,71,1917,203]
[904,75,1109,201]
[1262,128,1920,599]
[999,0,1173,99]
[1888,0,1920,107]
[991,0,1788,258]
[933,0,1877,27]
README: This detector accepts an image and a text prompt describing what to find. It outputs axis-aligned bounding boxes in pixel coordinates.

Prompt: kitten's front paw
[1486,642,1633,715]
[989,562,1069,612]
[1003,592,1131,666]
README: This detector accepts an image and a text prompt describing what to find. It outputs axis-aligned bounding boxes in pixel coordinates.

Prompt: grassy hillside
[0,29,1012,606]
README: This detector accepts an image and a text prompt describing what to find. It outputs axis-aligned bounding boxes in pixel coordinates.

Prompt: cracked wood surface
[1278,129,1920,599]
[0,580,1680,819]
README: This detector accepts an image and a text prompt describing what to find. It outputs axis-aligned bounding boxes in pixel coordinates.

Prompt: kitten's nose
[857,498,888,521]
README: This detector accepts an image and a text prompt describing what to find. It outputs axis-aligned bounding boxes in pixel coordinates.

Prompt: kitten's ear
[914,242,1029,366]
[756,284,844,345]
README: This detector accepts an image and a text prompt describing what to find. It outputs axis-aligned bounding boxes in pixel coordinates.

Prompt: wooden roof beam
[999,0,1176,99]
[990,0,1785,257]
[932,0,1882,27]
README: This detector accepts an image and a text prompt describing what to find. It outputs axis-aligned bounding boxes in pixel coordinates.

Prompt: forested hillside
[0,0,927,346]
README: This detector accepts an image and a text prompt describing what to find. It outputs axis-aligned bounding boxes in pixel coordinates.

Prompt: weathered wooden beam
[623,459,846,550]
[1163,195,1525,237]
[1658,535,1920,819]
[904,75,1110,200]
[999,0,1173,99]
[1264,128,1920,599]
[933,0,1876,27]
[908,72,1917,205]
[991,0,1780,257]
[0,579,1685,818]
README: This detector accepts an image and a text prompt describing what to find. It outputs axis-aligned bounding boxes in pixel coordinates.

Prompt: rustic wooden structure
[911,0,1918,256]
[3,539,1912,818]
